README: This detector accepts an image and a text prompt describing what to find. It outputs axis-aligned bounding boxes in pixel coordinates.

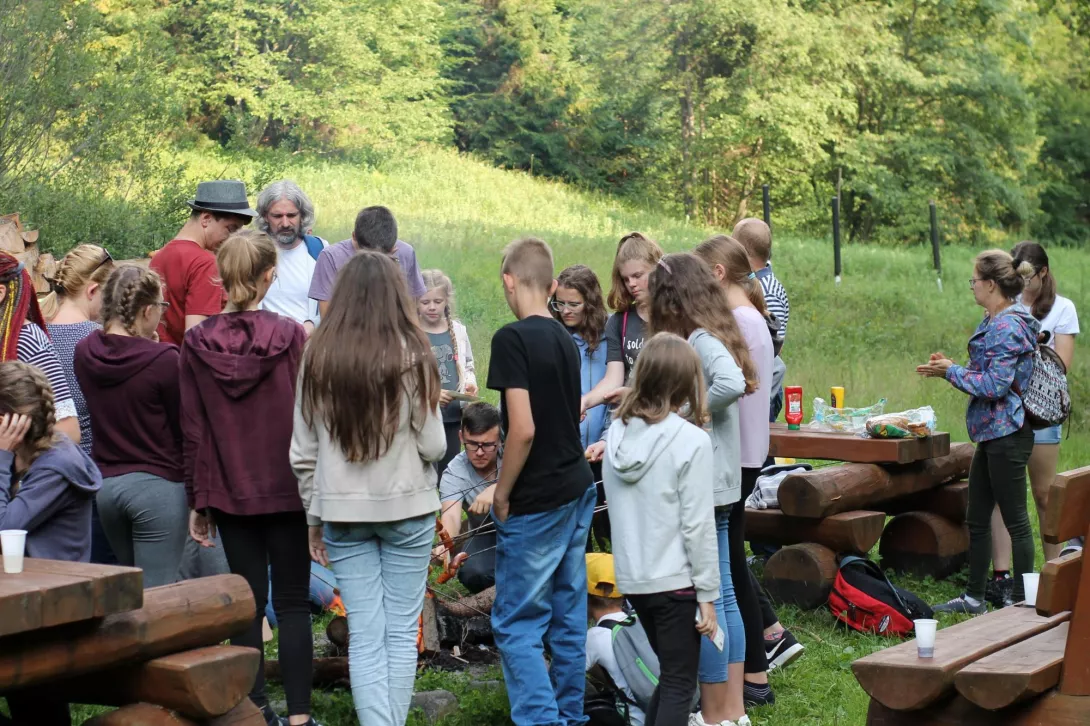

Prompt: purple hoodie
[74,331,183,482]
[0,436,102,562]
[180,310,306,516]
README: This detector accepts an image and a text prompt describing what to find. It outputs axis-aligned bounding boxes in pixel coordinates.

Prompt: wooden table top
[769,423,951,464]
[0,559,143,638]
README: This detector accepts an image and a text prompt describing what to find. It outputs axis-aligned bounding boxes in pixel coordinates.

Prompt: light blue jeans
[492,485,596,726]
[697,509,747,682]
[324,514,435,726]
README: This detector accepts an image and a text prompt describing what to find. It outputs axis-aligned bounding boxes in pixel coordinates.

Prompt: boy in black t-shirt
[487,237,597,726]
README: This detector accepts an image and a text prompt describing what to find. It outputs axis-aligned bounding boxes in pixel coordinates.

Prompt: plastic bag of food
[809,398,887,434]
[864,407,937,439]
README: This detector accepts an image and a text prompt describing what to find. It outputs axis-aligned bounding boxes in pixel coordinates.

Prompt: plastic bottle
[785,386,804,430]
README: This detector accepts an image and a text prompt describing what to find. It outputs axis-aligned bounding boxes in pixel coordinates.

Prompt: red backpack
[828,556,933,637]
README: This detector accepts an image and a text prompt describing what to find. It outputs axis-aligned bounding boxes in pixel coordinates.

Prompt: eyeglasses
[93,248,113,273]
[969,278,982,289]
[550,300,584,312]
[463,441,499,453]
[156,300,171,309]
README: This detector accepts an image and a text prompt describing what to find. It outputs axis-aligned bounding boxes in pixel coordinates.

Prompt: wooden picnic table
[0,559,142,639]
[768,423,950,464]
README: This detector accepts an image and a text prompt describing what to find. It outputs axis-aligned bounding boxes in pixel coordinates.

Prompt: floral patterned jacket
[945,307,1038,443]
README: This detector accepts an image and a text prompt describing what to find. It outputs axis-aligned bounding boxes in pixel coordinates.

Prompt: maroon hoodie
[180,310,306,516]
[74,332,183,482]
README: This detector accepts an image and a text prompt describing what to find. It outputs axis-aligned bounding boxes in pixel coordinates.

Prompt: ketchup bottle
[785,386,804,430]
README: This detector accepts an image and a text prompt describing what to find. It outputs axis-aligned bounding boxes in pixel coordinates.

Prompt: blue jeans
[492,486,596,726]
[698,509,747,682]
[325,514,435,726]
[1034,424,1062,445]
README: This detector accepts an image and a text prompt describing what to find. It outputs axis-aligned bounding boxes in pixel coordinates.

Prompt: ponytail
[216,230,278,310]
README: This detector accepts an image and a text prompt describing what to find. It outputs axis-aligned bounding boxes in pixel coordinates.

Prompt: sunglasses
[93,248,113,273]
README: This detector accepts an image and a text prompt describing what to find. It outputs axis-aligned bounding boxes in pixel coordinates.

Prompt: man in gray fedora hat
[150,180,256,345]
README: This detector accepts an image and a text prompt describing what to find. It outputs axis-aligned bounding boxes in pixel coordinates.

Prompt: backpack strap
[839,556,913,615]
[302,234,325,261]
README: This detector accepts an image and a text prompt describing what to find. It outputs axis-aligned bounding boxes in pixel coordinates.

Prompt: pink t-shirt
[733,306,774,468]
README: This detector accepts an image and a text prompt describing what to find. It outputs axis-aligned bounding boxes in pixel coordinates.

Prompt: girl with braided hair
[418,269,478,479]
[0,360,102,562]
[74,264,189,588]
[0,251,81,445]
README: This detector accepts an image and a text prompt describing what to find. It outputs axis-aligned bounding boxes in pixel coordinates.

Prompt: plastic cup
[1,529,27,574]
[1023,573,1040,607]
[914,619,938,658]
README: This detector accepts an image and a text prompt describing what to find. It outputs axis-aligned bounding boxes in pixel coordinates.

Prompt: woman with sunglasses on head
[919,250,1038,616]
[75,265,186,586]
[551,265,611,548]
[986,241,1080,605]
[42,245,117,563]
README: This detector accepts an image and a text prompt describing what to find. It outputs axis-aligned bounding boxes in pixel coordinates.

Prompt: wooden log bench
[744,509,885,554]
[851,466,1090,724]
[878,511,969,579]
[768,424,950,464]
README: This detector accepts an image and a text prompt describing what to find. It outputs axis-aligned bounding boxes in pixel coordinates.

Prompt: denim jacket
[573,332,608,448]
[945,307,1038,443]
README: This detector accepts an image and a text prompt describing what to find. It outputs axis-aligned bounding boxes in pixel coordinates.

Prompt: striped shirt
[47,320,101,456]
[16,323,78,423]
[755,264,790,340]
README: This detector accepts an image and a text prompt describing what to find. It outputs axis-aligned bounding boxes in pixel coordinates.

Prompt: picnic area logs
[744,509,885,554]
[954,622,1070,710]
[777,442,973,519]
[38,646,259,719]
[883,480,969,524]
[0,574,253,690]
[878,511,969,579]
[863,691,1090,726]
[761,542,839,609]
[83,699,265,726]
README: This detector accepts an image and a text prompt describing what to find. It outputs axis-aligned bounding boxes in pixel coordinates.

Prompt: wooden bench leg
[866,692,1090,726]
[761,543,837,610]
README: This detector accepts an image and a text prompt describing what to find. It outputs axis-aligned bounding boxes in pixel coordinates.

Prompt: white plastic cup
[0,529,27,574]
[914,618,938,658]
[1023,573,1040,607]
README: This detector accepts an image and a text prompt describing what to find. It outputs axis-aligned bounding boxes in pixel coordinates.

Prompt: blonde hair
[616,333,706,426]
[39,244,114,321]
[0,361,57,468]
[501,237,554,292]
[608,233,664,311]
[732,218,772,263]
[421,268,462,390]
[101,265,163,338]
[694,235,769,317]
[975,249,1034,300]
[217,230,278,310]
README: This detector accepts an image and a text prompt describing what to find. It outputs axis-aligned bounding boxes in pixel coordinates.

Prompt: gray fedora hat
[186,180,258,218]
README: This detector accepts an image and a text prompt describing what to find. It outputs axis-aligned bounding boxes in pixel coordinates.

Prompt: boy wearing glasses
[434,401,503,593]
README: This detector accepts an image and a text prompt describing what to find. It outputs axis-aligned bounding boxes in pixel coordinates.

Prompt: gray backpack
[597,615,660,713]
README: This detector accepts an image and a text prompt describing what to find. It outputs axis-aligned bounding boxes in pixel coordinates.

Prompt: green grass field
[75,147,1090,724]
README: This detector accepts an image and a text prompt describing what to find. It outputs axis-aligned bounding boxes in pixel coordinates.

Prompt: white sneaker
[688,714,715,726]
[735,717,752,726]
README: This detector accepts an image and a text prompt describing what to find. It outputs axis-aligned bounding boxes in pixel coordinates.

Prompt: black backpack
[828,556,933,636]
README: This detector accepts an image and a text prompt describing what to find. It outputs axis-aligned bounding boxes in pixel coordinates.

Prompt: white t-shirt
[262,241,321,326]
[1038,295,1079,349]
[586,612,645,726]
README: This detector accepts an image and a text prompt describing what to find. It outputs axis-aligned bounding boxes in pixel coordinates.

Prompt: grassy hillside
[181,147,1088,725]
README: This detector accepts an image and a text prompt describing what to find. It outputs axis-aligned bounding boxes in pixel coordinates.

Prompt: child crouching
[603,333,720,726]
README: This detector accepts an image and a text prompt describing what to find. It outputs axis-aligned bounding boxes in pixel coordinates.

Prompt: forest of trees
[3,0,1089,244]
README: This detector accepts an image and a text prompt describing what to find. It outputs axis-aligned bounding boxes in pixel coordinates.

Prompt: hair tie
[657,258,672,274]
[748,272,756,280]
[46,278,65,294]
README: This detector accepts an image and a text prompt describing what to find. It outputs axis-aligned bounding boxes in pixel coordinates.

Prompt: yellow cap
[586,553,624,598]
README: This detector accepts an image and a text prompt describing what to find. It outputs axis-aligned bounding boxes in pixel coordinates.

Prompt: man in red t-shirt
[150,180,257,345]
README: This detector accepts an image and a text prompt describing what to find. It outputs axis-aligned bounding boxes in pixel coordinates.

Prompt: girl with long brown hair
[988,241,1080,605]
[292,251,445,726]
[695,235,779,709]
[649,252,753,726]
[182,231,315,726]
[75,265,188,588]
[603,333,720,726]
[418,269,478,479]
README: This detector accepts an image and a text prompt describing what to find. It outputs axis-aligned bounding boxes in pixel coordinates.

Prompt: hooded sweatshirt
[180,310,306,515]
[74,331,183,482]
[688,329,747,506]
[946,306,1039,443]
[603,413,720,602]
[0,436,102,562]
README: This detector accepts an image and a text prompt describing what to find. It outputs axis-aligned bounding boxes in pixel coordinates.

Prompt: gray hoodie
[603,413,720,602]
[688,329,746,506]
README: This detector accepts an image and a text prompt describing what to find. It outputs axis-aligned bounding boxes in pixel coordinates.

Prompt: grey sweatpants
[97,471,189,588]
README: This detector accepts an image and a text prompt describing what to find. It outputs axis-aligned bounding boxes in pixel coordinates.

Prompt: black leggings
[215,509,313,716]
[729,469,769,674]
[628,592,700,726]
[753,569,778,629]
